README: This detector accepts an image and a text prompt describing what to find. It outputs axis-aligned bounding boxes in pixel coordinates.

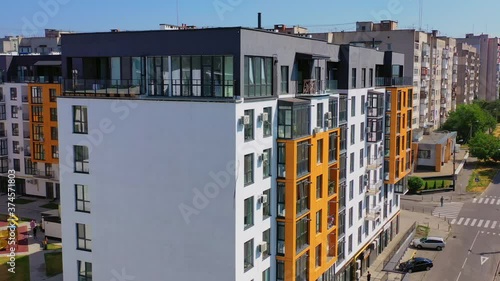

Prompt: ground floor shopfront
[334,212,400,281]
[0,176,60,199]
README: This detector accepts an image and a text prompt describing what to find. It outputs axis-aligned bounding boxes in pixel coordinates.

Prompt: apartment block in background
[455,42,480,105]
[58,25,408,281]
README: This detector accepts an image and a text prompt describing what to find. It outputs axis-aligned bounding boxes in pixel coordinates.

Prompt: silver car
[411,237,445,251]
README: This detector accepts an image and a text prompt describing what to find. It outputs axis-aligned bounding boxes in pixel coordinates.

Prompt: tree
[408,176,424,193]
[468,132,500,162]
[441,104,496,143]
[475,100,500,122]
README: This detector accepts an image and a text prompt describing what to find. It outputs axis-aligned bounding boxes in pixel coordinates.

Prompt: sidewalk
[358,210,451,281]
[0,194,59,221]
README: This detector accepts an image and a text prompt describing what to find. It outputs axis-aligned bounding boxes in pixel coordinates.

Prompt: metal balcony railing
[366,205,382,221]
[366,157,383,170]
[296,79,323,95]
[375,77,413,87]
[366,181,382,195]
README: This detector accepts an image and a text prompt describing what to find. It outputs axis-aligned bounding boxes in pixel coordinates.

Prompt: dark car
[399,257,433,273]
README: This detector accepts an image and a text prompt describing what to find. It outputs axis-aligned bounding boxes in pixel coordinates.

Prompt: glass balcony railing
[375,77,413,87]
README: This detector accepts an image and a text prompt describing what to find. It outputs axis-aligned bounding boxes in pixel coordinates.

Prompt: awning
[34,61,61,66]
[296,52,331,60]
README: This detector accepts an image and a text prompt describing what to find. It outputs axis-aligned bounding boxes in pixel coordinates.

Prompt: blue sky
[0,0,499,38]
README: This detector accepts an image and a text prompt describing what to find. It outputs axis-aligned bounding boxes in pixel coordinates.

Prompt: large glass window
[76,223,91,251]
[297,141,310,177]
[296,253,309,281]
[277,260,285,280]
[244,109,254,141]
[263,148,271,178]
[317,139,323,164]
[244,197,254,229]
[317,102,323,127]
[31,87,42,104]
[75,184,90,213]
[281,66,289,94]
[328,133,338,163]
[296,216,309,253]
[244,56,273,97]
[263,189,271,219]
[77,261,92,281]
[277,222,285,255]
[296,180,310,216]
[244,239,254,271]
[73,106,88,134]
[277,182,285,217]
[277,143,286,178]
[278,103,310,139]
[74,146,89,173]
[244,154,254,185]
[263,107,272,137]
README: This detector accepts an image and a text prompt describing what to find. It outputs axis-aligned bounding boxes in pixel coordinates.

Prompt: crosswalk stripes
[472,196,500,205]
[492,221,497,229]
[464,218,470,226]
[432,202,464,219]
[451,217,500,230]
[471,219,477,226]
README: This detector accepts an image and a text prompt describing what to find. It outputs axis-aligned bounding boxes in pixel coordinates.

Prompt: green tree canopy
[440,104,496,142]
[468,132,500,162]
[475,100,500,122]
[407,176,424,193]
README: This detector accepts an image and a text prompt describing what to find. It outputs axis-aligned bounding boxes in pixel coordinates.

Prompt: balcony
[326,80,338,92]
[366,181,382,196]
[12,76,62,84]
[296,79,324,96]
[421,60,430,68]
[366,205,382,221]
[64,79,144,97]
[375,77,413,87]
[440,97,447,105]
[34,169,54,179]
[367,157,383,170]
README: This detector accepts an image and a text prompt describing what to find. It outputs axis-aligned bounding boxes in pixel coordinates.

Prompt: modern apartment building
[457,34,500,101]
[0,54,62,198]
[310,21,459,132]
[57,26,410,281]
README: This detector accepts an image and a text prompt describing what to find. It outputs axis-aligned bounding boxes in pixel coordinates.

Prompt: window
[316,175,322,199]
[33,125,43,141]
[328,133,337,163]
[49,89,57,102]
[263,107,272,137]
[277,143,286,177]
[296,180,310,216]
[281,66,289,94]
[359,175,364,194]
[317,139,323,164]
[359,148,364,168]
[316,210,322,233]
[31,87,42,103]
[244,239,254,271]
[262,268,270,281]
[351,96,356,117]
[277,260,285,280]
[418,150,431,159]
[296,254,309,281]
[414,55,419,62]
[296,216,309,253]
[277,182,285,217]
[360,122,365,141]
[11,106,18,118]
[0,104,5,120]
[244,197,254,229]
[348,234,352,254]
[25,158,37,175]
[50,108,57,121]
[51,127,58,140]
[11,123,19,136]
[369,68,374,87]
[52,145,59,159]
[328,170,336,197]
[297,141,310,177]
[73,106,88,134]
[10,88,17,100]
[351,68,357,88]
[358,226,363,244]
[315,245,322,267]
[350,152,355,173]
[350,124,355,145]
[358,201,363,219]
[244,56,273,97]
[262,229,270,259]
[13,159,20,172]
[74,146,89,173]
[76,223,91,251]
[32,106,43,122]
[277,222,285,255]
[316,102,323,127]
[244,154,254,185]
[77,261,92,281]
[263,189,270,219]
[34,143,45,161]
[263,149,271,178]
[361,68,366,87]
[75,184,91,212]
[244,109,254,141]
[349,180,354,200]
[349,207,353,227]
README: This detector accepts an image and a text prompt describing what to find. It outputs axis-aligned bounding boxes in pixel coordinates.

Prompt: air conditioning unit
[356,260,362,269]
[325,112,332,119]
[240,115,250,125]
[260,112,269,122]
[259,194,268,204]
[259,242,268,253]
[355,270,361,279]
[326,120,332,128]
[313,127,322,134]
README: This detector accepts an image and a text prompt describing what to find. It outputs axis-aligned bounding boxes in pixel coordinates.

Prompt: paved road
[422,172,500,281]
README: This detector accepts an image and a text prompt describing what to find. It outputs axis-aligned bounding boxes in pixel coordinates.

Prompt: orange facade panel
[28,83,60,164]
[277,128,340,280]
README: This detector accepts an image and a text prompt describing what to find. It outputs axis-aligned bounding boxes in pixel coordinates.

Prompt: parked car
[411,236,446,250]
[399,257,434,273]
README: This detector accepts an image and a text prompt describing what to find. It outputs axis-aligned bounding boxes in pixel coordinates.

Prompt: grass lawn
[415,225,430,238]
[45,251,62,277]
[421,179,452,190]
[467,165,500,192]
[46,243,62,250]
[0,255,30,280]
[39,203,59,210]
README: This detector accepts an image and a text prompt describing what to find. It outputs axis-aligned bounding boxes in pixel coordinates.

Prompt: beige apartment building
[455,42,480,105]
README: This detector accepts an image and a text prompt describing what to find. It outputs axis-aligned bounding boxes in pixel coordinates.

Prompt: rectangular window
[296,254,308,281]
[263,189,270,219]
[277,142,286,177]
[358,201,363,219]
[328,169,336,197]
[0,104,5,120]
[73,106,88,134]
[74,145,89,173]
[263,268,270,281]
[277,222,285,255]
[51,127,58,140]
[75,184,90,213]
[316,103,323,127]
[351,96,356,117]
[351,68,357,88]
[360,122,365,141]
[316,175,322,199]
[361,68,366,87]
[350,124,355,145]
[277,260,285,280]
[244,109,254,141]
[31,87,42,103]
[296,216,309,253]
[361,95,365,114]
[281,66,289,94]
[49,89,57,102]
[296,141,310,177]
[262,229,270,259]
[369,68,374,87]
[244,239,254,271]
[244,197,254,229]
[263,107,272,137]
[328,133,337,163]
[244,154,254,185]
[11,123,19,136]
[277,182,285,217]
[34,143,45,161]
[244,56,273,97]
[11,106,18,118]
[52,145,59,159]
[10,88,17,100]
[317,139,323,164]
[316,210,322,233]
[348,234,352,254]
[50,108,57,121]
[263,148,271,178]
[359,175,364,194]
[13,159,20,172]
[77,261,92,281]
[76,223,91,251]
[24,158,37,175]
[350,152,355,173]
[358,226,363,244]
[349,207,353,227]
[32,106,43,122]
[296,179,310,217]
[315,245,322,267]
[359,148,364,168]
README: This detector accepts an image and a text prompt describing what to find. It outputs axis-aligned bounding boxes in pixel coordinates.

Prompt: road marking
[487,232,490,234]
[464,218,471,225]
[484,198,490,204]
[456,272,462,281]
[478,220,484,227]
[473,198,478,203]
[491,200,496,205]
[451,218,457,224]
[494,233,497,235]
[471,219,477,226]
[484,220,491,228]
[462,257,468,269]
[479,198,484,203]
[481,256,489,265]
[457,217,464,225]
[491,221,497,229]
[481,231,485,233]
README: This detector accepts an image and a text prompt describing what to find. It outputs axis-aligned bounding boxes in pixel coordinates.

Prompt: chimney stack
[258,13,262,29]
